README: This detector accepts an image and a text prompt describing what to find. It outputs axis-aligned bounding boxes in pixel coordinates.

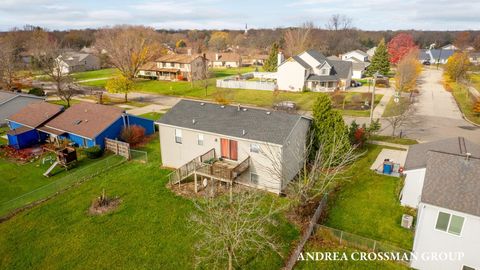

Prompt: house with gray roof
[56,51,100,74]
[399,137,480,269]
[410,151,480,270]
[418,49,455,64]
[156,99,311,193]
[0,91,45,126]
[277,50,352,92]
[401,137,480,208]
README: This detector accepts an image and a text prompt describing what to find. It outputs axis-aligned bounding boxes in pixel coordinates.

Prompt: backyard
[0,136,298,270]
[444,74,480,125]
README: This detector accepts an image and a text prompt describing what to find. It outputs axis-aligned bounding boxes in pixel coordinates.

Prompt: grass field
[324,145,414,250]
[471,73,480,91]
[138,112,164,121]
[0,149,124,216]
[0,136,298,269]
[443,74,480,125]
[71,68,117,81]
[370,135,418,145]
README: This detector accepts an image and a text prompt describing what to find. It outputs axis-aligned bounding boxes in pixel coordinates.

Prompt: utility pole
[370,72,379,124]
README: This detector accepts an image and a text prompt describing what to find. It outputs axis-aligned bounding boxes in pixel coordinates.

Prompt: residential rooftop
[45,102,125,139]
[404,137,480,170]
[7,102,63,128]
[157,99,310,145]
[421,151,480,217]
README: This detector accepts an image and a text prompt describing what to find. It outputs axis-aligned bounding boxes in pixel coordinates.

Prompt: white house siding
[280,118,310,190]
[341,51,368,62]
[400,168,426,208]
[211,61,239,68]
[411,203,480,270]
[352,70,363,79]
[158,124,284,193]
[277,61,307,91]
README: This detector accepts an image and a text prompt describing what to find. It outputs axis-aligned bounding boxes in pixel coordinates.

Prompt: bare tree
[384,99,417,137]
[326,14,352,31]
[283,22,314,56]
[189,191,282,270]
[95,25,161,101]
[34,41,80,107]
[261,132,361,212]
[193,55,211,96]
[0,34,18,90]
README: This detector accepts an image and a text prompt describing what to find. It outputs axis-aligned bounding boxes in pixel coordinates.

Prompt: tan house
[157,99,311,194]
[205,52,242,68]
[137,54,206,81]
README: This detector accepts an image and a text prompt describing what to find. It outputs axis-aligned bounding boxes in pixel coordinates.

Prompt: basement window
[175,129,182,144]
[435,211,464,236]
[250,143,260,153]
[197,134,204,146]
[250,173,259,185]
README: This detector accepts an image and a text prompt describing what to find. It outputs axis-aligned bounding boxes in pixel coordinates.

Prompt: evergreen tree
[263,43,279,72]
[366,39,390,76]
[312,94,351,164]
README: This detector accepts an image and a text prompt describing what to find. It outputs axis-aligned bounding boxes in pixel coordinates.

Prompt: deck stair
[168,148,216,185]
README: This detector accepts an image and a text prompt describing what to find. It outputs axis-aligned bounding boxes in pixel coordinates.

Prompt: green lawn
[138,112,164,121]
[444,75,480,125]
[71,68,117,81]
[0,136,298,269]
[471,73,480,91]
[324,145,414,250]
[370,135,418,145]
[47,99,81,107]
[0,149,124,216]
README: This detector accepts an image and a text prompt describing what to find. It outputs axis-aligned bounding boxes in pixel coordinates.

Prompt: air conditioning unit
[401,214,413,229]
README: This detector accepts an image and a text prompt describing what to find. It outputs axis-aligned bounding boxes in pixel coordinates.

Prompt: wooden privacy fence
[283,194,329,270]
[105,138,130,159]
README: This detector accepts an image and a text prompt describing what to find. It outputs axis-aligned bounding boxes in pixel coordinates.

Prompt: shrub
[120,125,146,145]
[84,146,103,159]
[28,87,45,96]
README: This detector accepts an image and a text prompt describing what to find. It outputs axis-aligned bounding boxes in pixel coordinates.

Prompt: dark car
[423,60,431,65]
[274,101,297,112]
[351,80,362,87]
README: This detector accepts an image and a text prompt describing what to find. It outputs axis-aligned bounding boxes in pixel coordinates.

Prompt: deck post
[194,172,198,193]
[229,180,233,203]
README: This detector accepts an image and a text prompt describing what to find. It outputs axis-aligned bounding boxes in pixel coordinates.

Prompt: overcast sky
[1,0,479,31]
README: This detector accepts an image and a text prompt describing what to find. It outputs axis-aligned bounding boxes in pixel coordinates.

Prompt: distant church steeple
[244,24,248,35]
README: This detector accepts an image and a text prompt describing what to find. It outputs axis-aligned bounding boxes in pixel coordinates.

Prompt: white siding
[277,61,306,91]
[352,70,363,79]
[159,124,284,193]
[411,203,480,270]
[400,168,426,208]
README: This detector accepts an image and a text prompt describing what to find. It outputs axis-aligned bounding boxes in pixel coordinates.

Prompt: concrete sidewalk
[372,88,394,119]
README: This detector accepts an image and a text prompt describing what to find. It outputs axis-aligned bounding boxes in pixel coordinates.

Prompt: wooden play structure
[43,147,78,177]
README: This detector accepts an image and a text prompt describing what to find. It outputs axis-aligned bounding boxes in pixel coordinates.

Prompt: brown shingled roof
[44,102,124,139]
[7,102,64,128]
[155,54,202,64]
[139,62,180,73]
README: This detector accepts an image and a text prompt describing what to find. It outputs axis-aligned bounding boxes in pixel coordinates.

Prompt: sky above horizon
[1,0,479,31]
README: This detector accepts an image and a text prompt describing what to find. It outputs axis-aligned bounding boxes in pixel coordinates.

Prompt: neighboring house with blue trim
[41,102,155,149]
[5,102,64,149]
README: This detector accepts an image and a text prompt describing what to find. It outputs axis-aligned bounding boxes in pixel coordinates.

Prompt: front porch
[307,80,338,92]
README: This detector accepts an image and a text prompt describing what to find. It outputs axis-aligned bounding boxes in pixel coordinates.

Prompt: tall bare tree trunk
[228,250,233,270]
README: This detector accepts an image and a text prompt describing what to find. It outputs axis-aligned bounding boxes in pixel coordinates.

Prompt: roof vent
[266,111,271,115]
[242,108,247,112]
[200,102,205,106]
[74,120,82,125]
[84,109,88,113]
[192,119,196,124]
[242,129,246,136]
[237,104,241,111]
[220,105,225,109]
[466,152,472,161]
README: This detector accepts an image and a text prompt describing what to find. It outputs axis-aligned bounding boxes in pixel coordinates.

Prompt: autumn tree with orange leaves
[387,33,418,64]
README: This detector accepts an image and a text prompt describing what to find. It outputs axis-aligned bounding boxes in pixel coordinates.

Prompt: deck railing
[168,148,216,185]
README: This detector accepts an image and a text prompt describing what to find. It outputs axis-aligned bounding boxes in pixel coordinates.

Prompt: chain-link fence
[0,155,126,219]
[315,225,411,266]
[130,149,148,163]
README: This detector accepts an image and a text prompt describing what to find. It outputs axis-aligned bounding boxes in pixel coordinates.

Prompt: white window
[175,129,182,144]
[250,173,259,184]
[435,211,464,236]
[250,143,260,153]
[197,134,204,145]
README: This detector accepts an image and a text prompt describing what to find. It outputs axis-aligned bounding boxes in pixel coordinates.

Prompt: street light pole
[370,72,378,124]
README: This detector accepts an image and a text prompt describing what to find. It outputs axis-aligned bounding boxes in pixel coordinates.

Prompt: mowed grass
[0,136,299,270]
[71,68,117,81]
[137,112,164,121]
[0,150,123,216]
[324,145,414,250]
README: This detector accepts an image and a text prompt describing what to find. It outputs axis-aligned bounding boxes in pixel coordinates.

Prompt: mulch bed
[88,197,122,215]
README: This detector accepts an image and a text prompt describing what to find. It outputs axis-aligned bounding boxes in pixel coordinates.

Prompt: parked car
[423,60,431,65]
[351,80,362,87]
[274,101,297,112]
